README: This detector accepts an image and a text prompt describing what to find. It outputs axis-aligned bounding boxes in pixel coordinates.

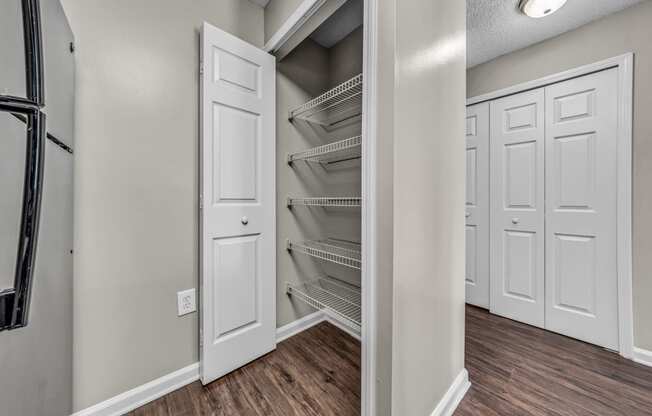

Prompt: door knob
[241,216,249,225]
[511,218,520,224]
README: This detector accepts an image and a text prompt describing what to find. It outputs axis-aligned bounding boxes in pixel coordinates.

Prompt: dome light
[519,0,568,18]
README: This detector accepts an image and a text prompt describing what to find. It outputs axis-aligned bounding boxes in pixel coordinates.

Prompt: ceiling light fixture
[519,0,568,18]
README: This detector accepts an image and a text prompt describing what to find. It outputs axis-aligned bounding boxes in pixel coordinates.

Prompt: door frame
[467,53,634,359]
[264,1,379,414]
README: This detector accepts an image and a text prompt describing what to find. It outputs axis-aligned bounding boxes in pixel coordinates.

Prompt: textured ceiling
[468,0,645,67]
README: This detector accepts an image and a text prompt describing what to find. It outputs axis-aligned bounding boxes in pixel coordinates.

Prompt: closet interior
[275,0,365,338]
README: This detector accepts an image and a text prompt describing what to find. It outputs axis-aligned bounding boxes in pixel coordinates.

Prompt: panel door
[544,68,619,349]
[490,89,545,327]
[465,102,490,308]
[200,22,276,384]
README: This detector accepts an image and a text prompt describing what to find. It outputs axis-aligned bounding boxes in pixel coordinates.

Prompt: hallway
[457,306,652,415]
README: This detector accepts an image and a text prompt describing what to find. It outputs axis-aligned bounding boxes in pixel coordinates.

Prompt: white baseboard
[71,363,199,416]
[633,347,652,368]
[323,310,362,341]
[429,369,471,416]
[276,310,362,343]
[276,310,326,343]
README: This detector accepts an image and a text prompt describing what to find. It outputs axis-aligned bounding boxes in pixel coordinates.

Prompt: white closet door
[465,103,490,308]
[490,89,545,327]
[200,22,276,384]
[544,68,619,350]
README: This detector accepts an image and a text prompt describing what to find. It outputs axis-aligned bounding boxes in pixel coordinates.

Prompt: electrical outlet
[177,289,196,316]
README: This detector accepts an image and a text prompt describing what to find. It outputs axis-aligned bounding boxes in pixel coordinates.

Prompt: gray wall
[264,0,350,59]
[391,0,467,413]
[0,1,75,415]
[467,0,652,352]
[58,0,264,410]
[276,32,363,328]
[275,0,348,60]
[276,39,331,327]
[374,0,468,414]
[265,0,303,42]
[265,0,303,43]
[328,26,363,87]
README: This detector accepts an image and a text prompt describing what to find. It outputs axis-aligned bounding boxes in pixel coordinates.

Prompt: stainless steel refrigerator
[0,0,74,414]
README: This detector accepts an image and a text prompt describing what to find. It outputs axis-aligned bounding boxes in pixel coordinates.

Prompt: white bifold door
[544,69,619,350]
[489,68,619,349]
[465,103,490,308]
[490,89,546,327]
[200,22,276,384]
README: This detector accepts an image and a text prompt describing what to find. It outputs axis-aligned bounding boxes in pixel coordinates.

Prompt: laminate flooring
[129,306,652,415]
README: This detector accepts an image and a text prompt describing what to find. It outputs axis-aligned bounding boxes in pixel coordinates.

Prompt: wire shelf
[287,197,361,208]
[287,276,361,331]
[286,239,361,270]
[288,74,362,127]
[287,135,362,165]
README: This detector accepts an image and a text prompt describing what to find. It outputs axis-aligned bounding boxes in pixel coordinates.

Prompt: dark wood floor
[127,322,360,416]
[456,305,652,416]
[129,307,652,415]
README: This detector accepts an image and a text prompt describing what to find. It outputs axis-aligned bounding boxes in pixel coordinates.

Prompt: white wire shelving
[288,74,362,127]
[286,239,361,270]
[286,276,361,331]
[287,135,362,165]
[287,197,361,208]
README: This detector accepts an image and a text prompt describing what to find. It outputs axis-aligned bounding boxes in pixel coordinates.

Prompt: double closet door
[467,68,620,350]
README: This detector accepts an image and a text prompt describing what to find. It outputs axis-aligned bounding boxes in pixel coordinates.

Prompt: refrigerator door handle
[0,0,46,331]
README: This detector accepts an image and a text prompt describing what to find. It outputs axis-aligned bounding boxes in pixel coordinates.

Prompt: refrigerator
[0,0,74,414]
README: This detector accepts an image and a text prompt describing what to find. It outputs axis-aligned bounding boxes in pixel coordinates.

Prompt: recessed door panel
[552,233,596,316]
[466,114,477,136]
[490,89,545,327]
[213,235,260,339]
[505,103,537,131]
[553,89,595,123]
[213,104,259,202]
[465,225,477,285]
[552,132,596,210]
[466,147,478,207]
[504,141,537,209]
[544,68,619,350]
[465,103,489,307]
[213,47,260,95]
[504,231,536,301]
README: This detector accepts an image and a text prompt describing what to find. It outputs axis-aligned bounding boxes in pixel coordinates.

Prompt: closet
[198,0,366,390]
[280,11,364,338]
[466,67,620,350]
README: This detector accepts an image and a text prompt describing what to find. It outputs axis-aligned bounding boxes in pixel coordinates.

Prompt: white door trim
[467,53,634,359]
[263,1,379,414]
[361,0,378,415]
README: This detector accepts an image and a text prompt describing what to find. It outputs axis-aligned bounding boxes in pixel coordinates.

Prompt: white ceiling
[257,0,644,62]
[468,0,645,67]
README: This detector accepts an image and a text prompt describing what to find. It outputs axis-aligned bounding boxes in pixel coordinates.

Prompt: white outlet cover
[177,288,197,316]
